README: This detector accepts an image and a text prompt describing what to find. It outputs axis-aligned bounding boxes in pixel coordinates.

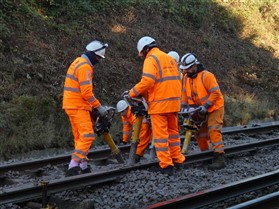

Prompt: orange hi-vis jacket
[129,48,182,114]
[181,70,224,112]
[63,56,101,110]
[121,106,136,142]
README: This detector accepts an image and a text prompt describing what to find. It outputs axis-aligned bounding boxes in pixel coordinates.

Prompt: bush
[0,95,72,158]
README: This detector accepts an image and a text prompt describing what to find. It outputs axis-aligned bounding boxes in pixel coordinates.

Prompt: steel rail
[1,121,279,173]
[186,136,279,164]
[0,145,130,173]
[221,121,279,135]
[227,190,279,209]
[0,137,279,205]
[145,170,279,209]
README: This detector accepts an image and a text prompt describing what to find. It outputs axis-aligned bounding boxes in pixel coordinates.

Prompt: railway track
[0,121,278,208]
[1,121,278,173]
[0,137,279,207]
[146,170,279,209]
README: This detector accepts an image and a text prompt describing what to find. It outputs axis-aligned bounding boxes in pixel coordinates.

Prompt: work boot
[81,165,91,174]
[174,162,184,169]
[66,166,81,177]
[201,159,212,167]
[208,152,226,170]
[135,155,141,163]
[149,165,174,176]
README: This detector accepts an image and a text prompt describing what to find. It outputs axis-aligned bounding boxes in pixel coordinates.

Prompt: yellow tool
[179,107,206,154]
[102,132,124,163]
[181,117,197,154]
[124,96,148,165]
[128,115,143,165]
[92,106,124,163]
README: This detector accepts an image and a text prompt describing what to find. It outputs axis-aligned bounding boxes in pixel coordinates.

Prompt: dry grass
[0,0,278,157]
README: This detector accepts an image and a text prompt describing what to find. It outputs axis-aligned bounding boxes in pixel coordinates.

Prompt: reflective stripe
[201,71,205,87]
[64,87,80,93]
[88,96,96,103]
[123,122,129,125]
[83,133,96,138]
[156,75,181,83]
[212,141,223,146]
[74,149,87,156]
[169,134,180,139]
[123,131,130,135]
[150,54,181,83]
[154,138,168,143]
[182,88,186,93]
[132,87,140,97]
[143,73,156,81]
[72,154,82,161]
[155,147,169,152]
[75,62,88,73]
[72,61,89,77]
[66,74,78,82]
[200,95,209,103]
[80,80,92,86]
[150,55,163,80]
[151,97,181,103]
[209,86,220,92]
[169,142,180,147]
[208,125,222,131]
[215,147,224,152]
[205,101,213,106]
[66,62,89,84]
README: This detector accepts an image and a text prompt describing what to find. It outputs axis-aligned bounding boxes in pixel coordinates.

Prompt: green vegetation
[0,0,278,157]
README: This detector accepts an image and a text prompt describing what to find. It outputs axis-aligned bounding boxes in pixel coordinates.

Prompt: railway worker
[62,40,108,176]
[180,52,226,170]
[123,36,185,176]
[168,51,183,81]
[116,99,152,162]
[168,51,180,65]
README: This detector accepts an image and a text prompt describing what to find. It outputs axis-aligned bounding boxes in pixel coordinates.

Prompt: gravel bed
[51,146,279,209]
[0,130,279,209]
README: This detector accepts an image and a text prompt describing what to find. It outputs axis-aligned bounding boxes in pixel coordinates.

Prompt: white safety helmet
[137,36,156,55]
[86,40,108,58]
[116,100,129,113]
[179,53,198,70]
[168,51,180,64]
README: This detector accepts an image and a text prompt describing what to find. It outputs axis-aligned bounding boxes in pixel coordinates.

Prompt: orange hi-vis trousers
[65,109,96,162]
[195,107,225,153]
[151,113,185,168]
[136,121,152,157]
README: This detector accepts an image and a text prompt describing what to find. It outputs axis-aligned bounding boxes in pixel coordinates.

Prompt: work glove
[97,105,108,117]
[180,107,187,113]
[199,105,208,114]
[180,106,195,113]
[121,90,130,99]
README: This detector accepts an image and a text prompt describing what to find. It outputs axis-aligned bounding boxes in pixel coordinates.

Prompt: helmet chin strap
[142,43,157,58]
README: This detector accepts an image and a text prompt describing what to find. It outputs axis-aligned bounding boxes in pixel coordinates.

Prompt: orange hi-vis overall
[121,106,152,156]
[121,106,136,143]
[181,70,225,153]
[129,48,185,168]
[63,56,101,162]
